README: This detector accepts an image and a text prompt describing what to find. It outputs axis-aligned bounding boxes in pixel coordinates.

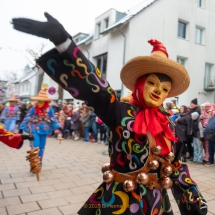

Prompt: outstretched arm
[12,13,121,128]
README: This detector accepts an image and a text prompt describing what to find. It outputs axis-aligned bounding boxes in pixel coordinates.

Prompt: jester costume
[12,13,207,215]
[1,95,19,132]
[19,88,61,166]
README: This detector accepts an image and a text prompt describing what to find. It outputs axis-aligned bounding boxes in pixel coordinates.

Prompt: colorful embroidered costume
[35,40,206,215]
[1,95,19,132]
[12,13,207,215]
[19,88,60,166]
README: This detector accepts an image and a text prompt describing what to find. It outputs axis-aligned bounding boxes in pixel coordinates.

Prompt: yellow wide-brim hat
[120,39,190,98]
[8,95,18,102]
[31,88,53,101]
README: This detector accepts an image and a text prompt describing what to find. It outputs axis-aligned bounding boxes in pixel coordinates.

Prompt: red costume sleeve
[0,126,22,149]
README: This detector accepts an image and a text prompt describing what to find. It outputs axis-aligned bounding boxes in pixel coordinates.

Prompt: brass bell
[163,166,173,177]
[123,179,135,192]
[103,170,115,183]
[152,145,162,155]
[149,160,159,170]
[101,163,110,173]
[136,172,149,185]
[164,152,175,163]
[160,177,173,189]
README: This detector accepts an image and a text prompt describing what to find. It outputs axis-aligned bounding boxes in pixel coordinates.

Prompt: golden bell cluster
[101,145,175,192]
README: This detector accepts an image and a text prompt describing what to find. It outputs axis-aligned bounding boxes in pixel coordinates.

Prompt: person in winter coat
[191,112,204,164]
[63,116,72,138]
[82,107,92,142]
[165,102,173,116]
[54,110,65,139]
[20,103,28,124]
[50,101,60,113]
[71,107,81,140]
[200,102,215,163]
[190,98,201,115]
[175,105,192,162]
[203,114,215,167]
[12,13,207,215]
[90,111,98,142]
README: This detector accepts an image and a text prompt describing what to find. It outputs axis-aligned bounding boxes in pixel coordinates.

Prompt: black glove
[18,129,23,134]
[12,12,70,45]
[22,134,35,141]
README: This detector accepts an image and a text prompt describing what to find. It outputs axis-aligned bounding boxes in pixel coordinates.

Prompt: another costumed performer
[1,95,19,132]
[19,88,61,167]
[12,13,207,215]
[0,125,34,149]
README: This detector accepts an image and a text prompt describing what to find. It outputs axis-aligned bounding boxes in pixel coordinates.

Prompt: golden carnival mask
[143,74,172,107]
[37,101,45,108]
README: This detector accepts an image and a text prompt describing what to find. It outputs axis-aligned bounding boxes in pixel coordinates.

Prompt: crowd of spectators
[165,98,215,167]
[1,96,215,166]
[49,100,110,145]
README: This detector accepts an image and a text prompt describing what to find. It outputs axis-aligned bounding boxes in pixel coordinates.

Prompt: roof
[76,33,94,46]
[101,0,158,34]
[13,68,37,84]
[75,0,158,46]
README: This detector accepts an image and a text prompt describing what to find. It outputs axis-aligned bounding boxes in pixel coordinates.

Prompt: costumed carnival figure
[19,88,61,168]
[0,124,34,149]
[12,13,207,215]
[1,95,20,132]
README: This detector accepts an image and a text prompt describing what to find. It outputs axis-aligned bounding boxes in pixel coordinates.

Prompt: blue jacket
[19,106,60,135]
[204,116,215,138]
[1,106,20,120]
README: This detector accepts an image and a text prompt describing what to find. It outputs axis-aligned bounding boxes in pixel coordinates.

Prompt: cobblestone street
[0,137,215,215]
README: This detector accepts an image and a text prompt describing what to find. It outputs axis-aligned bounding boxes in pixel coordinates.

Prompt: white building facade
[64,0,215,106]
[6,68,43,101]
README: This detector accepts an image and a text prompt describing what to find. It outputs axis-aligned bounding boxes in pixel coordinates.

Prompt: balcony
[204,76,215,91]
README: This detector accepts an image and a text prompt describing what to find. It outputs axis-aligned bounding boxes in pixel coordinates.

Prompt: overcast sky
[0,0,144,80]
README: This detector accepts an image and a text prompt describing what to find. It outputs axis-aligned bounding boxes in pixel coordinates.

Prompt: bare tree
[25,44,63,100]
[26,44,46,93]
[5,71,18,81]
[26,43,46,67]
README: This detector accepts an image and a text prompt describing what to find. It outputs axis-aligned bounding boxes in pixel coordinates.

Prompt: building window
[205,63,214,88]
[198,0,202,7]
[96,23,101,39]
[95,53,108,78]
[178,21,187,39]
[177,57,186,67]
[195,27,204,44]
[198,0,205,8]
[26,83,29,91]
[105,18,109,28]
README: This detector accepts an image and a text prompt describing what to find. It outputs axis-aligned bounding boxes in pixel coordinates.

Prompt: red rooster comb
[148,39,169,58]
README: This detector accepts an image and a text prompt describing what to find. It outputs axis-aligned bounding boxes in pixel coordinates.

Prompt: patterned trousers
[203,138,210,162]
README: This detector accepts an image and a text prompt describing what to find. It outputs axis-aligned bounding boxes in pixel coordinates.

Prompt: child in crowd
[54,110,65,139]
[191,112,204,164]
